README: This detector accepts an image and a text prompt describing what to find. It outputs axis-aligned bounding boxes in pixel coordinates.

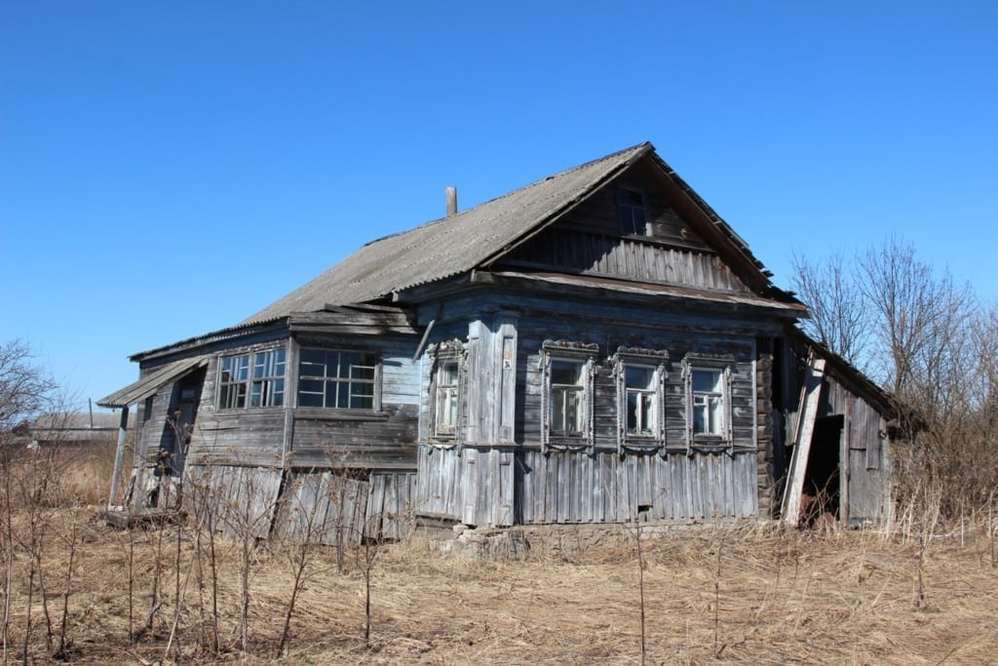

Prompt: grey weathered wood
[107,406,130,510]
[781,355,827,525]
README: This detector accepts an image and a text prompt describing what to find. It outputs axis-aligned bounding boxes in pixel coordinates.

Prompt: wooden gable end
[495,155,752,294]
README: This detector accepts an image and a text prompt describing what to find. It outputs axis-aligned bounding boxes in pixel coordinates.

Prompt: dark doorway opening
[801,414,843,525]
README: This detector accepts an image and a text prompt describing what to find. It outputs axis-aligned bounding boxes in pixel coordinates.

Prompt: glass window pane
[234,383,247,408]
[352,381,374,397]
[620,189,642,206]
[250,382,262,407]
[335,353,353,378]
[633,208,646,231]
[298,392,322,407]
[625,366,655,390]
[566,389,581,432]
[551,360,582,386]
[709,396,723,434]
[693,403,706,434]
[299,361,325,378]
[298,379,323,394]
[552,390,566,433]
[350,395,373,409]
[238,356,250,381]
[439,362,459,386]
[299,349,325,364]
[351,364,376,381]
[336,382,349,408]
[692,369,721,393]
[447,390,458,426]
[626,392,638,433]
[640,393,655,434]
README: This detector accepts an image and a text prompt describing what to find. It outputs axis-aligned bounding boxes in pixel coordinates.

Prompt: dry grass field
[2,445,997,665]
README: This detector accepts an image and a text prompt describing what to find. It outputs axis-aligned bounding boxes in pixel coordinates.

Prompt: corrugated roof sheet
[97,356,208,408]
[242,142,651,323]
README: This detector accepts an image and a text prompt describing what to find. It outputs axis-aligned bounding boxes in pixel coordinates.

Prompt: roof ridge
[360,141,650,249]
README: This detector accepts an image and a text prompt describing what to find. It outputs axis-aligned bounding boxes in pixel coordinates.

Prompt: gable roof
[244,143,651,323]
[131,141,801,360]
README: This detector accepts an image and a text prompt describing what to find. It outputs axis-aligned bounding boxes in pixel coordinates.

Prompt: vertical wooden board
[383,474,400,539]
[593,452,605,523]
[654,454,669,520]
[688,456,700,519]
[547,452,559,523]
[638,454,652,507]
[520,452,533,524]
[557,453,569,523]
[604,453,616,522]
[617,453,631,522]
[483,449,497,527]
[583,451,594,523]
[627,455,638,519]
[710,454,723,517]
[721,454,733,517]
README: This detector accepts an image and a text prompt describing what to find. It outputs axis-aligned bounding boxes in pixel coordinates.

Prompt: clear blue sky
[2,2,996,408]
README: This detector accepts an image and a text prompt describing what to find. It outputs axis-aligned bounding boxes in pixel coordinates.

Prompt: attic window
[617,188,647,236]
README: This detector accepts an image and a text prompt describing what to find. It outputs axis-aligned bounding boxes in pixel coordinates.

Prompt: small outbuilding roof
[98,356,208,408]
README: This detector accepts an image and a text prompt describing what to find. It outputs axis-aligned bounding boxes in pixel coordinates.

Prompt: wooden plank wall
[778,339,890,524]
[415,446,514,526]
[274,470,417,544]
[553,159,712,248]
[517,449,757,523]
[185,339,290,468]
[414,295,767,527]
[130,379,180,509]
[501,228,749,293]
[517,315,758,450]
[290,334,421,469]
[825,376,887,523]
[186,464,284,538]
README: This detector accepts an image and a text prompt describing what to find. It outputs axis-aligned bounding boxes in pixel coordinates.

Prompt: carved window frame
[540,340,598,453]
[681,353,735,454]
[612,347,669,452]
[426,339,467,447]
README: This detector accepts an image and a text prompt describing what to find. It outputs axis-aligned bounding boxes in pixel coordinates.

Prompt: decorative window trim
[426,339,467,447]
[539,340,598,453]
[612,347,669,452]
[681,353,734,454]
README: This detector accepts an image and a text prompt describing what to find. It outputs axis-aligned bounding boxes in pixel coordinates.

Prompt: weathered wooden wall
[290,335,420,469]
[414,291,769,527]
[517,449,757,523]
[501,228,749,293]
[778,339,890,525]
[417,447,515,526]
[824,375,888,524]
[274,470,416,543]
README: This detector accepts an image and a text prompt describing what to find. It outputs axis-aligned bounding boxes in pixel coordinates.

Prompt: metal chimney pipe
[445,186,458,217]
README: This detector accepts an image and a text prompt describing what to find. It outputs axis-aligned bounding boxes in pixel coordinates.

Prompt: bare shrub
[794,237,996,518]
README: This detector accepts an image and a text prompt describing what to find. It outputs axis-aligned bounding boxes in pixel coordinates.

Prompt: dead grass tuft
[2,509,996,664]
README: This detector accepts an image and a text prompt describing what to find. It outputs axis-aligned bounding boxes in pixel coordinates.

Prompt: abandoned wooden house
[98,141,895,537]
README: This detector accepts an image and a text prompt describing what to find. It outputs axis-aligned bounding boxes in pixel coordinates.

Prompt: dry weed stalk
[274,472,327,658]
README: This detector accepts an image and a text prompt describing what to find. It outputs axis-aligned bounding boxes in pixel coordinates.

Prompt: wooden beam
[780,353,826,526]
[107,405,130,510]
